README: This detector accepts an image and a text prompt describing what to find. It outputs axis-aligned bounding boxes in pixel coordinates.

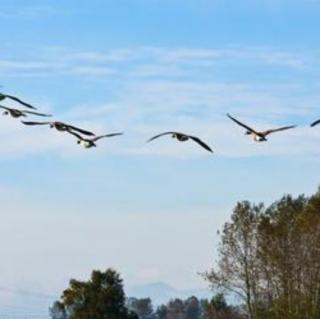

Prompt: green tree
[184,296,201,319]
[204,201,263,319]
[204,189,320,319]
[258,194,320,319]
[50,268,138,319]
[200,294,244,319]
[50,301,67,319]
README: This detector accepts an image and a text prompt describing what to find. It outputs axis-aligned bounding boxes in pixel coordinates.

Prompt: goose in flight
[147,132,213,153]
[227,113,296,142]
[21,121,95,136]
[68,131,123,148]
[0,105,51,118]
[0,93,37,109]
[310,119,320,127]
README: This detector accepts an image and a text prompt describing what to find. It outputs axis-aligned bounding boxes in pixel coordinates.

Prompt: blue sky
[1,0,320,316]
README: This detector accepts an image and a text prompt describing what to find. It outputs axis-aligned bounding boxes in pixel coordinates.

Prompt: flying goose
[0,105,51,118]
[147,132,213,153]
[227,113,296,142]
[0,93,37,109]
[310,119,320,127]
[21,121,95,136]
[68,131,123,148]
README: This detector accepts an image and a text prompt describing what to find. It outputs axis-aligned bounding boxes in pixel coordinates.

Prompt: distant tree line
[49,269,241,319]
[127,294,243,319]
[50,269,138,319]
[204,188,320,319]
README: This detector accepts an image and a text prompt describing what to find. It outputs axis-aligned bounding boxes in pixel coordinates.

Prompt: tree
[184,296,201,319]
[50,268,138,319]
[204,201,263,319]
[50,301,67,319]
[201,294,244,319]
[258,194,320,319]
[155,304,167,319]
[166,298,185,319]
[204,189,320,319]
[128,297,154,319]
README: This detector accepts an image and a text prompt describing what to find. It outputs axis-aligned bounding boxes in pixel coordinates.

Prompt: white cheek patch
[254,135,264,142]
[82,141,92,148]
[79,140,86,146]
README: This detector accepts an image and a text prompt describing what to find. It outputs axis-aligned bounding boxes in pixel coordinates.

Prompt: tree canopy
[50,268,138,319]
[205,189,320,319]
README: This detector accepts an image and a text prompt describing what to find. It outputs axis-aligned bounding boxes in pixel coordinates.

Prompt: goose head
[245,130,252,136]
[2,111,9,116]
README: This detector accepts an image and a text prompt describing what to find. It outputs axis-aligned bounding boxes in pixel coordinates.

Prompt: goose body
[174,133,189,142]
[79,139,95,148]
[253,134,267,142]
[0,105,51,118]
[246,131,267,142]
[227,114,296,142]
[3,109,25,118]
[21,121,95,136]
[147,131,213,153]
[68,131,123,149]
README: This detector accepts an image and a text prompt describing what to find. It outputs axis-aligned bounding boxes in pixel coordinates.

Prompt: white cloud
[0,45,312,79]
[0,45,319,158]
[1,78,318,159]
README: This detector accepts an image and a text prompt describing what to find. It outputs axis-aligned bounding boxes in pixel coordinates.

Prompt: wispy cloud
[0,45,312,78]
[1,80,319,158]
[0,45,319,158]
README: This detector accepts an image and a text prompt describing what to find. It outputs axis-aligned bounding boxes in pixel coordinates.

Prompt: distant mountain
[126,282,212,305]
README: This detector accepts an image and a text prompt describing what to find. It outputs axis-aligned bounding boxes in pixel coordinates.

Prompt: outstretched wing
[0,105,11,111]
[92,132,123,142]
[262,125,296,136]
[24,111,52,117]
[66,124,95,136]
[4,94,37,109]
[189,136,213,153]
[21,121,51,126]
[147,132,177,142]
[66,130,83,140]
[311,119,320,127]
[227,113,258,134]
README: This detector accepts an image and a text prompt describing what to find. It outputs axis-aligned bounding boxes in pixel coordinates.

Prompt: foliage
[128,297,154,319]
[50,268,138,319]
[204,189,320,319]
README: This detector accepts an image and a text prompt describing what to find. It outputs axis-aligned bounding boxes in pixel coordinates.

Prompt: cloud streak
[0,45,313,78]
[0,45,319,158]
